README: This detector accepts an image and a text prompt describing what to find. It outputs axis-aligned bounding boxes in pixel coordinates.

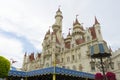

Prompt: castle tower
[93,16,103,41]
[72,17,85,40]
[52,8,63,32]
[65,30,72,49]
[52,8,63,44]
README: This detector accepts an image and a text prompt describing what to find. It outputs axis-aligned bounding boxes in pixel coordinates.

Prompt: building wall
[110,49,120,80]
[22,8,105,75]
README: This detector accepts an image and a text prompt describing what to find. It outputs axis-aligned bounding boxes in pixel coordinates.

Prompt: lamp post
[90,41,111,80]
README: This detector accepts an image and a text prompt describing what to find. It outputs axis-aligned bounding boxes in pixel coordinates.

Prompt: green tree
[0,56,10,78]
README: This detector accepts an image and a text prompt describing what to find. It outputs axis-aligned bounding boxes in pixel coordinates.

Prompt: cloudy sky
[0,0,120,68]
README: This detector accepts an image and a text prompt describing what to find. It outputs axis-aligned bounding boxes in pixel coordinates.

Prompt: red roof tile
[76,39,84,45]
[89,27,97,39]
[65,42,70,49]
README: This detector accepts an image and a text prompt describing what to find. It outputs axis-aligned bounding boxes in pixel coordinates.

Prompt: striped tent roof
[9,67,95,79]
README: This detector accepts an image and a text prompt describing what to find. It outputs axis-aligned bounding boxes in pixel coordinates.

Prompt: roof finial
[57,5,61,12]
[74,14,80,25]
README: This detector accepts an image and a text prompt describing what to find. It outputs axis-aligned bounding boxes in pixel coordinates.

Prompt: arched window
[46,63,49,67]
[72,55,75,61]
[67,56,70,62]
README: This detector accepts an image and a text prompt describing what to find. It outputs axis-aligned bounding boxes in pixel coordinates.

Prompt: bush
[0,56,10,78]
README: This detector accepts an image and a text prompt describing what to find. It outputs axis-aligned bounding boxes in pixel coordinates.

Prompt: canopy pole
[25,76,27,80]
[85,78,88,80]
[53,74,56,80]
[53,54,56,80]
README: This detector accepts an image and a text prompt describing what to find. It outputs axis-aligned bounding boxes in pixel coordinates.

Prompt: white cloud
[0,0,120,68]
[0,34,23,68]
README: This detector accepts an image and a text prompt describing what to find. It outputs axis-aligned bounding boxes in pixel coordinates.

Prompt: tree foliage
[0,56,10,78]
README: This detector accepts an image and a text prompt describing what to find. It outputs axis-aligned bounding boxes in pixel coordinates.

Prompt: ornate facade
[110,48,120,80]
[22,8,106,74]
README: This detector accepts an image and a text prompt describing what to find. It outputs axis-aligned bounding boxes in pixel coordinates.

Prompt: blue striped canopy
[9,67,94,79]
[90,43,111,58]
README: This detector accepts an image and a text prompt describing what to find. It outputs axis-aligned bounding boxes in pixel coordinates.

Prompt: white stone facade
[22,8,107,75]
[109,49,120,80]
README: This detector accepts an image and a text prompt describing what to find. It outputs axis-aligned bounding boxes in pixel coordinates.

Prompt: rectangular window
[61,58,63,62]
[72,55,75,61]
[90,61,95,71]
[118,62,120,69]
[91,65,95,71]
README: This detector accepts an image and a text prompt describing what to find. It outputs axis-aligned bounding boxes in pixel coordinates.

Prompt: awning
[9,67,95,79]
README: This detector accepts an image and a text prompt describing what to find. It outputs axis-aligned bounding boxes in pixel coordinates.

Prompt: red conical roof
[95,16,100,24]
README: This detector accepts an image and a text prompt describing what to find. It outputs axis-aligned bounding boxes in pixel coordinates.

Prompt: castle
[22,8,105,74]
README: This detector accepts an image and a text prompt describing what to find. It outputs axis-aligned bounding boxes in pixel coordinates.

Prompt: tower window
[46,63,49,67]
[87,36,90,41]
[78,53,81,59]
[90,61,95,71]
[118,62,120,69]
[67,57,70,62]
[72,55,75,61]
[61,58,63,62]
[98,30,101,34]
[72,44,74,48]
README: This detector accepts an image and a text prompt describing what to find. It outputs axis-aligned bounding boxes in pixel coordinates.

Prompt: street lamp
[90,41,111,80]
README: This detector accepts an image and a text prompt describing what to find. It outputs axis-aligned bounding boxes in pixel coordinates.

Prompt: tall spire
[52,6,63,32]
[57,5,61,12]
[74,15,80,26]
[94,16,100,24]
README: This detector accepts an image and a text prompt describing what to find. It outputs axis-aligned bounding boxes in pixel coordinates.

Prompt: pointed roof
[46,29,50,35]
[74,18,80,26]
[29,53,35,61]
[24,52,27,56]
[56,7,62,13]
[94,16,100,24]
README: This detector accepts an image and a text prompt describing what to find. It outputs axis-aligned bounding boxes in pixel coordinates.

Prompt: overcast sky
[0,0,120,68]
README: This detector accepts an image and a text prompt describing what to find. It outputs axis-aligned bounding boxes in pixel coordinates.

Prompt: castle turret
[52,8,63,32]
[22,52,27,71]
[65,30,72,49]
[72,16,85,40]
[93,16,103,41]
